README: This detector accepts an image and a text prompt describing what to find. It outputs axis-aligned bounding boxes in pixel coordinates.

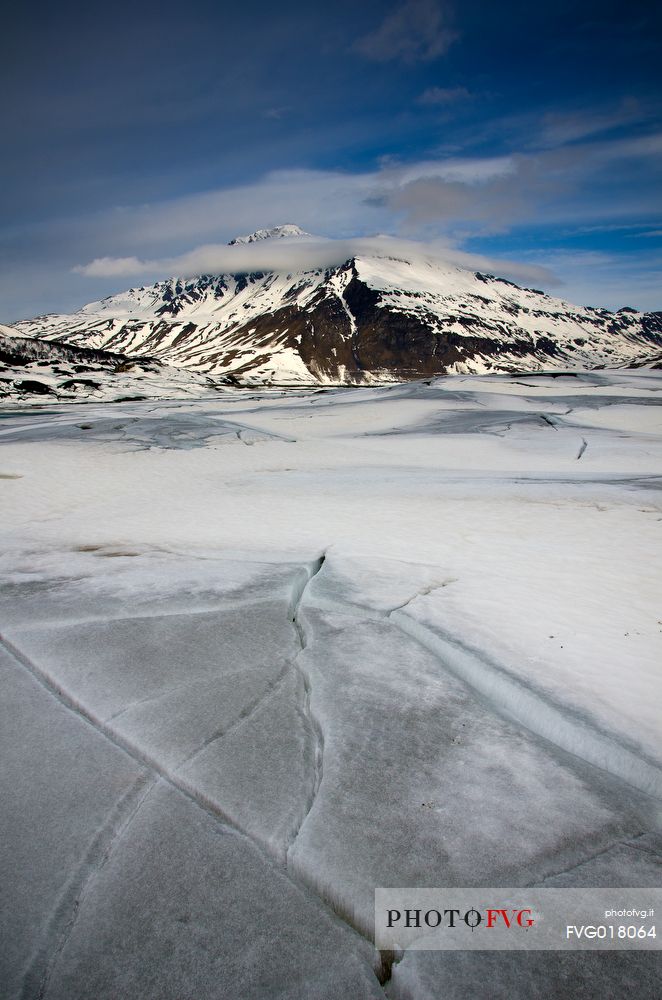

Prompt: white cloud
[73,232,559,290]
[74,156,520,258]
[392,155,514,185]
[37,130,662,273]
[354,1,457,64]
[73,256,147,278]
[5,122,662,320]
[68,135,661,288]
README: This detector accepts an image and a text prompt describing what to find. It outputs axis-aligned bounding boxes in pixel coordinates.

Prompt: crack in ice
[293,581,662,801]
[174,660,293,771]
[532,831,650,887]
[286,555,326,859]
[20,774,156,1000]
[0,632,375,966]
[385,579,457,618]
[388,611,662,800]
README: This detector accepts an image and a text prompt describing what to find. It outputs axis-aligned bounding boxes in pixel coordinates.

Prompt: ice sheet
[287,608,655,938]
[388,949,662,1000]
[0,647,148,1000]
[39,782,383,1000]
[2,369,661,996]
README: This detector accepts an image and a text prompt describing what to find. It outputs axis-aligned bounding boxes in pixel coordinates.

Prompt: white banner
[375,888,661,951]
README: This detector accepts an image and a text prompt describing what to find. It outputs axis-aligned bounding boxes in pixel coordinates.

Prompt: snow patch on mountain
[0,330,229,403]
[228,224,311,245]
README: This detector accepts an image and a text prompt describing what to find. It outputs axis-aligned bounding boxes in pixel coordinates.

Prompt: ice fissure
[389,611,662,801]
[19,774,157,1000]
[0,630,381,983]
[287,556,326,856]
[532,831,649,887]
[292,577,662,802]
[2,366,660,999]
[172,659,294,771]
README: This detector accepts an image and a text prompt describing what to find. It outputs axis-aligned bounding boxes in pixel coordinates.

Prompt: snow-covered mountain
[12,226,662,386]
[0,329,229,403]
[228,223,311,245]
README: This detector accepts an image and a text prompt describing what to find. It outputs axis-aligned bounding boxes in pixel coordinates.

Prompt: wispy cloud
[354,0,457,64]
[386,155,515,185]
[5,121,662,320]
[417,85,470,105]
[58,128,662,284]
[73,256,148,278]
[536,99,651,148]
[67,156,520,258]
[562,222,659,236]
[73,233,558,289]
[385,154,561,233]
[263,106,291,120]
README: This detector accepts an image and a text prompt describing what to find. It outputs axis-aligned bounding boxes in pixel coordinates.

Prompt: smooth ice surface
[388,950,662,1000]
[302,551,662,796]
[2,369,661,997]
[387,830,662,1000]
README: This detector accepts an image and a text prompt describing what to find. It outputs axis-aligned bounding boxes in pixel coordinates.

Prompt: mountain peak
[228,224,309,246]
[13,248,662,386]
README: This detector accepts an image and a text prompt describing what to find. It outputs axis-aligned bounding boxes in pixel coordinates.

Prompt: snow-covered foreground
[1,369,661,998]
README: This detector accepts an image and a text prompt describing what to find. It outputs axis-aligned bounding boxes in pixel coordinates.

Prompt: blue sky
[2,0,661,319]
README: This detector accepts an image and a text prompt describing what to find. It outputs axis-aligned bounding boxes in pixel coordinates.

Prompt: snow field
[1,369,660,997]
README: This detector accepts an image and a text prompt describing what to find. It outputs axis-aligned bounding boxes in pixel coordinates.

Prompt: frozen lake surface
[1,370,661,998]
